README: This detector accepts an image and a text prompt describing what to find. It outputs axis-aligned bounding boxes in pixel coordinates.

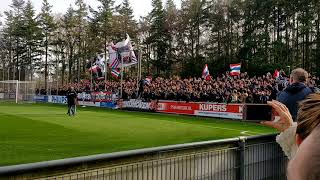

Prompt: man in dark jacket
[66,87,78,116]
[277,68,312,121]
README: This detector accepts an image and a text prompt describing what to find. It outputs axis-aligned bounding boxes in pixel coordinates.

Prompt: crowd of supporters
[35,71,320,104]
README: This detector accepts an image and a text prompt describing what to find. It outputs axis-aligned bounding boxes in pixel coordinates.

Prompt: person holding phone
[262,93,320,159]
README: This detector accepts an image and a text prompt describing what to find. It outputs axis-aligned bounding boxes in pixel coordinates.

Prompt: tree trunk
[45,35,48,93]
[68,44,74,83]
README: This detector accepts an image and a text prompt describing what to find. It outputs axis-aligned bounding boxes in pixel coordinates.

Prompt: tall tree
[95,0,114,79]
[165,0,178,75]
[115,0,137,39]
[63,6,77,83]
[75,0,88,82]
[23,0,42,81]
[39,0,55,92]
[10,0,26,80]
[148,0,169,75]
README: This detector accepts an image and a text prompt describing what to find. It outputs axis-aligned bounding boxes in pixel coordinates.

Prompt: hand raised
[261,100,294,132]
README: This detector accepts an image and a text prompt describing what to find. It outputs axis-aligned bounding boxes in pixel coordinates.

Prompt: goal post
[0,80,37,103]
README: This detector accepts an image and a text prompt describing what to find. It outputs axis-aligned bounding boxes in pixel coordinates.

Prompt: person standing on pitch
[67,87,78,116]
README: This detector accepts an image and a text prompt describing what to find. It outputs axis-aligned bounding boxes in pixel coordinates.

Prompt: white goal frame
[0,80,37,103]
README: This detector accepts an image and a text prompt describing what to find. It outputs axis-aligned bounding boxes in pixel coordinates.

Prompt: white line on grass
[151,119,266,136]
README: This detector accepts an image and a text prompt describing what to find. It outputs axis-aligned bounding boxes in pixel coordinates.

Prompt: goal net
[0,80,37,103]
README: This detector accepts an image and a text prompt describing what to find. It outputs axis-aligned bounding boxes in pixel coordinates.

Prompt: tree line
[0,0,320,89]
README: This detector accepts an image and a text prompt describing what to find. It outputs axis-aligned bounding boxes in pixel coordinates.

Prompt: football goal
[0,80,37,103]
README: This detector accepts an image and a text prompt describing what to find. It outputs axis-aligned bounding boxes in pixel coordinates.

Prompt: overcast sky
[0,0,181,21]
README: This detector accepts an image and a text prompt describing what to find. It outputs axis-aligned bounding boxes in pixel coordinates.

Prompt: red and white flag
[230,63,241,76]
[273,69,280,79]
[111,68,121,79]
[202,64,211,80]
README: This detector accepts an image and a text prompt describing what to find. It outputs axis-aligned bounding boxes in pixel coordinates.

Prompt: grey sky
[0,0,181,21]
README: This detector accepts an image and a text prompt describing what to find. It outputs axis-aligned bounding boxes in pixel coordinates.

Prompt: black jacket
[277,83,312,121]
[66,90,77,105]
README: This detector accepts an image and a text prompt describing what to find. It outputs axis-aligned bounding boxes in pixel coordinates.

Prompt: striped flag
[118,34,138,67]
[202,64,211,80]
[230,64,241,76]
[108,43,121,78]
[111,68,121,79]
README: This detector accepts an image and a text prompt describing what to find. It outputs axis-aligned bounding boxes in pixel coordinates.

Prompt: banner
[100,102,117,109]
[77,92,117,102]
[0,93,4,99]
[78,101,101,107]
[157,101,244,120]
[118,99,157,111]
[48,96,67,104]
[195,103,243,120]
[157,101,197,115]
[33,95,48,103]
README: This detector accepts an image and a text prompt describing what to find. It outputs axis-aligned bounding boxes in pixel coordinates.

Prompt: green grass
[0,103,276,166]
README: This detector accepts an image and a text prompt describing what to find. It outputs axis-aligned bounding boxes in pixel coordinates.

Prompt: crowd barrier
[34,95,273,121]
[0,135,287,180]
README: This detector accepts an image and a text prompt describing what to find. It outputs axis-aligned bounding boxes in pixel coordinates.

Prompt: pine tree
[10,0,26,80]
[165,0,178,75]
[39,0,56,92]
[97,0,114,67]
[116,0,137,39]
[149,0,169,75]
[63,6,77,83]
[75,0,88,82]
[23,0,42,81]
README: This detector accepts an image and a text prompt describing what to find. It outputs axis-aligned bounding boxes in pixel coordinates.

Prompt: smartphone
[245,104,273,121]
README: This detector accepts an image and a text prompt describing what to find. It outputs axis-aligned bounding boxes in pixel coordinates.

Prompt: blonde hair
[291,68,308,83]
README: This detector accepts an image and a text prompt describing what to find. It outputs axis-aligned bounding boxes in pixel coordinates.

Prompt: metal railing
[0,134,288,180]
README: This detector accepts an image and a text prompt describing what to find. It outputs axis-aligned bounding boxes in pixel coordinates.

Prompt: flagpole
[90,60,93,92]
[104,52,107,92]
[139,49,142,81]
[136,50,139,92]
[120,55,124,99]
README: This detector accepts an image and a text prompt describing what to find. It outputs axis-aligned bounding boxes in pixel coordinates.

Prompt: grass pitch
[0,103,276,166]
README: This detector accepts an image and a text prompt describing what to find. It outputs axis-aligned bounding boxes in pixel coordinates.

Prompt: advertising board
[33,95,48,103]
[157,101,244,120]
[118,99,157,111]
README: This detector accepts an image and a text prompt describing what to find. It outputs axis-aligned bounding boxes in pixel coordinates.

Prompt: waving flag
[202,64,211,80]
[107,35,137,79]
[108,43,119,67]
[273,69,280,79]
[88,54,106,80]
[108,43,120,78]
[145,76,152,84]
[118,34,138,67]
[110,34,138,68]
[111,68,121,79]
[230,64,241,76]
[96,54,105,73]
